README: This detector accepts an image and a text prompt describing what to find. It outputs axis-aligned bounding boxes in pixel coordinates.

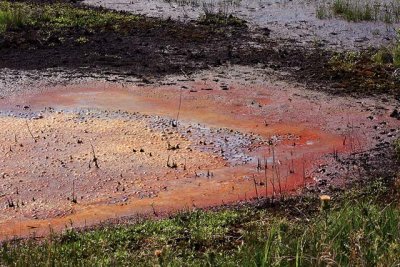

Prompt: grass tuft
[0,4,28,32]
[395,139,400,159]
[392,44,400,67]
[372,48,393,65]
[198,12,246,26]
[317,0,400,23]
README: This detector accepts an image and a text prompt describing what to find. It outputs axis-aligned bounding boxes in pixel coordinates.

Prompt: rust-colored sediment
[0,79,394,239]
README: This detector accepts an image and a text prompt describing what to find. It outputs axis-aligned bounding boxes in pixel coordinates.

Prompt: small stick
[264,157,268,199]
[25,121,37,143]
[174,85,183,127]
[151,203,158,216]
[302,158,306,188]
[253,175,259,199]
[290,150,295,174]
[72,180,77,203]
[91,144,99,169]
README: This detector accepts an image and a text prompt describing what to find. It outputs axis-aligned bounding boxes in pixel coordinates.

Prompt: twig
[253,175,259,199]
[90,143,99,169]
[151,203,158,216]
[264,157,268,199]
[25,121,37,143]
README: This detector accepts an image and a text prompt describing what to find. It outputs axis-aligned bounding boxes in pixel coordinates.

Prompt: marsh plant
[0,6,26,32]
[372,30,400,67]
[199,0,245,25]
[329,51,361,71]
[164,0,241,9]
[395,138,400,159]
[317,0,400,23]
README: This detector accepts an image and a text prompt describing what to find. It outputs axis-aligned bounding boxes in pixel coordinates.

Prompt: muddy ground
[0,1,399,239]
[84,0,399,50]
[0,65,399,238]
[1,2,400,97]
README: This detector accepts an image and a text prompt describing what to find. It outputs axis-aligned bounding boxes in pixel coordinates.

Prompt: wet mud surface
[0,0,400,241]
[1,8,399,99]
[0,16,246,76]
[1,1,400,98]
[84,0,399,50]
[0,66,399,239]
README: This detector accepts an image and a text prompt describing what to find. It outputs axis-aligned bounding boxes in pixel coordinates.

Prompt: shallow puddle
[0,77,396,239]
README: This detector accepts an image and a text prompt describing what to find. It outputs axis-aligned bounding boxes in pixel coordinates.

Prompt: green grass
[1,175,399,266]
[163,0,242,8]
[371,31,400,67]
[37,4,139,30]
[372,48,393,65]
[395,139,400,159]
[392,44,400,67]
[1,201,399,266]
[317,0,400,23]
[198,12,246,26]
[0,1,140,34]
[329,51,361,71]
[0,210,244,266]
[0,0,245,35]
[0,5,27,32]
[332,0,373,21]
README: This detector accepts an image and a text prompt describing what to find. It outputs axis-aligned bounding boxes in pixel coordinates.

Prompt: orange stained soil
[0,78,386,239]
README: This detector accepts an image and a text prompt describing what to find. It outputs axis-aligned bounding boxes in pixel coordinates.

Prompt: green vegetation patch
[1,175,400,267]
[1,201,400,266]
[329,51,362,72]
[198,12,246,27]
[0,1,140,33]
[395,139,400,159]
[332,0,374,21]
[325,48,400,95]
[317,0,400,23]
[0,5,27,32]
[372,31,400,68]
[0,209,245,266]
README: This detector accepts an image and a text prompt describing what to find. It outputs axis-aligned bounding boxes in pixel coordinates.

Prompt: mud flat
[0,65,398,239]
[84,0,400,50]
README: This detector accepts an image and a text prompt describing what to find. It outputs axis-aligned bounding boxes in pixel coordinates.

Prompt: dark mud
[0,2,399,98]
[0,16,244,75]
